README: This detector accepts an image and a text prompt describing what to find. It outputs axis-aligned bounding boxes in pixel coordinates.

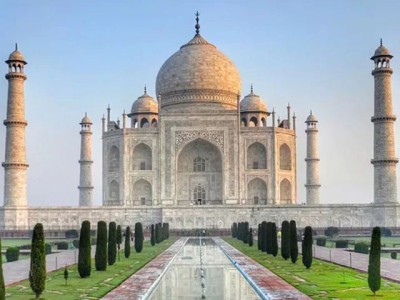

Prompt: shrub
[64,265,68,285]
[368,227,381,296]
[266,222,272,254]
[390,252,397,259]
[302,226,313,269]
[381,227,392,237]
[29,223,46,299]
[108,222,117,266]
[289,220,298,264]
[135,222,144,253]
[6,247,20,262]
[45,243,52,255]
[335,240,349,248]
[248,228,253,247]
[116,225,122,250]
[324,226,339,237]
[78,220,91,278]
[316,237,327,247]
[124,226,131,258]
[95,221,107,271]
[56,241,69,250]
[281,220,290,260]
[261,221,267,252]
[155,223,161,243]
[65,229,79,239]
[354,242,369,254]
[151,224,156,246]
[243,222,249,244]
[72,240,79,248]
[0,239,5,299]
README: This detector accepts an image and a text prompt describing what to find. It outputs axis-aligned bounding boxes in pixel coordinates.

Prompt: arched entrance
[177,138,223,205]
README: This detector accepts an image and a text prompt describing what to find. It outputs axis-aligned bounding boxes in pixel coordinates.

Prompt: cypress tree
[233,223,238,239]
[289,220,298,264]
[271,222,278,257]
[116,225,122,261]
[95,221,107,271]
[155,223,161,243]
[135,222,144,253]
[151,224,156,246]
[302,226,313,269]
[281,220,290,260]
[29,223,46,300]
[261,221,267,252]
[266,222,272,254]
[257,223,261,251]
[243,222,249,244]
[0,239,5,300]
[108,222,117,266]
[124,226,131,258]
[368,226,381,296]
[166,223,170,239]
[248,228,254,247]
[64,265,69,285]
[78,220,91,278]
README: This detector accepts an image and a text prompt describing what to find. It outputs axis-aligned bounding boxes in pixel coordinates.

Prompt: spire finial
[380,38,383,47]
[144,85,147,94]
[310,110,313,115]
[15,43,18,51]
[85,112,87,117]
[250,84,253,94]
[195,11,200,35]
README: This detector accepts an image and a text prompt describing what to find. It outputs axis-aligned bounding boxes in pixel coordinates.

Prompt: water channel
[147,237,261,300]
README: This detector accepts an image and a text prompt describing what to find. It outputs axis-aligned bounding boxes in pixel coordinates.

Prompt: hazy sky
[1,1,400,206]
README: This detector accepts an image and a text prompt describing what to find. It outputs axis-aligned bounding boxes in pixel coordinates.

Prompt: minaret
[371,40,398,203]
[305,111,320,204]
[78,113,94,206]
[3,45,29,207]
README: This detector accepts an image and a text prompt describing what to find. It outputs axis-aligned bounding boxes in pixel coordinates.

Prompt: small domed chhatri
[6,44,26,64]
[156,12,241,111]
[130,87,158,114]
[371,39,393,60]
[80,113,92,124]
[240,85,267,113]
[306,111,318,123]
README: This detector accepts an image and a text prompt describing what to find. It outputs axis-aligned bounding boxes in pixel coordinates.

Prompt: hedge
[6,247,20,262]
[316,237,327,247]
[354,242,369,254]
[335,240,349,248]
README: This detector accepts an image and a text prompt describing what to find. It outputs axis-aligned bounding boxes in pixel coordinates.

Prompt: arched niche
[280,179,292,204]
[247,142,266,169]
[133,179,152,206]
[108,146,120,172]
[247,178,267,205]
[177,138,223,205]
[279,144,291,170]
[132,143,152,170]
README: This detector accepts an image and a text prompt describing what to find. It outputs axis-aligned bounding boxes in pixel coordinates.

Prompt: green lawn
[225,237,400,300]
[6,239,175,300]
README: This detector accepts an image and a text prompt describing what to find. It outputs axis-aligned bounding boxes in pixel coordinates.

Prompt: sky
[0,0,400,206]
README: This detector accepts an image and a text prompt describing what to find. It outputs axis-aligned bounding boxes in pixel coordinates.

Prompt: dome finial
[15,43,18,51]
[195,11,200,35]
[144,85,147,94]
[380,38,383,47]
[250,84,253,94]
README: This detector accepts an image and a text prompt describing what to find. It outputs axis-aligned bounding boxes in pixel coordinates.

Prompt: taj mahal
[1,15,400,233]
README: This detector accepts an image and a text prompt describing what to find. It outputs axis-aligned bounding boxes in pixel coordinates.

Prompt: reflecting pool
[147,238,261,300]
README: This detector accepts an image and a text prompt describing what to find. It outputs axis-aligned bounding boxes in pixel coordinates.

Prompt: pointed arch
[249,116,258,127]
[133,179,152,206]
[108,146,120,172]
[151,118,158,127]
[132,143,152,170]
[247,178,267,205]
[241,117,247,127]
[109,180,120,203]
[247,142,266,169]
[140,118,149,128]
[280,179,292,204]
[279,143,291,170]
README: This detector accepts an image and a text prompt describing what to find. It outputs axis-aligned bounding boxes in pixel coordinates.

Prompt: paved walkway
[3,246,96,286]
[102,238,187,300]
[215,237,310,299]
[309,243,400,282]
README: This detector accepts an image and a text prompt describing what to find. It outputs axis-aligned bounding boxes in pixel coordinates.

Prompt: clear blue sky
[0,0,400,206]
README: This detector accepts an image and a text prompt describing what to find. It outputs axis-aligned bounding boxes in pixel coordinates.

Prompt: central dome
[156,33,241,111]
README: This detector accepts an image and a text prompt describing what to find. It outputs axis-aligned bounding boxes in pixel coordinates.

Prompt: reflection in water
[147,238,260,300]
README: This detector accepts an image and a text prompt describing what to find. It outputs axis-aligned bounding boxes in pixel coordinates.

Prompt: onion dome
[156,13,241,110]
[131,89,158,114]
[240,86,267,113]
[306,111,318,123]
[80,113,92,124]
[371,39,393,60]
[6,44,27,64]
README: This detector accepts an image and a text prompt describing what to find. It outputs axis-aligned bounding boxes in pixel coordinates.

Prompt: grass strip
[225,237,400,300]
[6,238,175,300]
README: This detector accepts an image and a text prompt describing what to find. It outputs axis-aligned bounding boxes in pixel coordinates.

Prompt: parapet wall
[0,203,399,231]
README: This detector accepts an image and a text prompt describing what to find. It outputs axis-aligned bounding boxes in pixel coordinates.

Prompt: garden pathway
[307,243,400,283]
[3,245,96,286]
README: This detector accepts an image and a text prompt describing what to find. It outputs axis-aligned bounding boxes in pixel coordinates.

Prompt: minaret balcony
[371,115,396,122]
[371,158,399,165]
